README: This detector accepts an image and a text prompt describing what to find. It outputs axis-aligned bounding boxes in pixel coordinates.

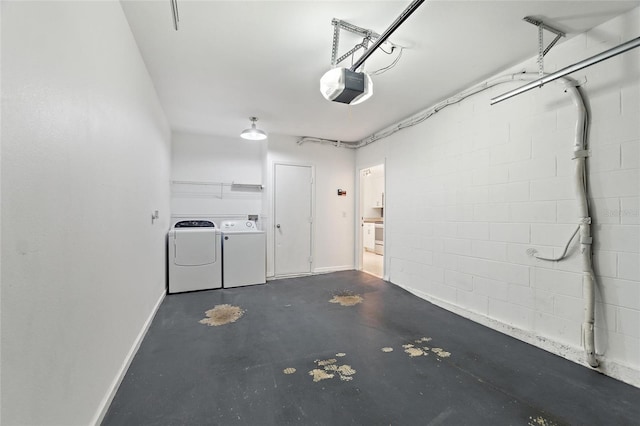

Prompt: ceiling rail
[490,36,640,105]
[349,0,425,72]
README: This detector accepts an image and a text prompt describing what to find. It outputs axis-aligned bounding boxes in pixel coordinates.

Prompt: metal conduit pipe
[349,0,425,72]
[491,36,640,104]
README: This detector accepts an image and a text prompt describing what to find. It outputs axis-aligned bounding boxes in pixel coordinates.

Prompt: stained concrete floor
[103,271,640,425]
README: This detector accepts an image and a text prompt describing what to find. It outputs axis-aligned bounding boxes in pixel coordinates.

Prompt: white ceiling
[121,1,639,142]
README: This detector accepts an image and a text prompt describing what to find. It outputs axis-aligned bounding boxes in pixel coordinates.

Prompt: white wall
[171,131,264,224]
[264,135,355,277]
[356,8,640,386]
[1,2,171,424]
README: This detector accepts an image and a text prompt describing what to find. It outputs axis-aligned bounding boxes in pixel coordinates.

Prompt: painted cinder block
[507,284,554,313]
[617,252,640,280]
[457,221,490,240]
[531,267,583,298]
[594,224,640,253]
[471,240,508,262]
[531,223,580,246]
[457,255,490,278]
[488,181,530,203]
[552,249,617,278]
[430,281,458,303]
[456,289,489,315]
[445,269,473,291]
[595,302,618,332]
[617,307,640,338]
[553,294,585,322]
[490,223,530,244]
[443,238,472,256]
[534,311,582,346]
[596,330,640,367]
[621,83,639,117]
[507,243,550,267]
[589,144,621,172]
[488,298,534,329]
[484,259,530,286]
[473,276,508,301]
[590,114,640,146]
[621,140,639,170]
[422,264,445,284]
[474,203,509,222]
[508,157,556,182]
[619,197,639,225]
[530,176,576,201]
[510,201,556,223]
[598,277,640,311]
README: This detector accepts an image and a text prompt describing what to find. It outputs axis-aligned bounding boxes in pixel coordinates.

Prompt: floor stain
[335,352,346,357]
[337,365,356,377]
[329,290,363,306]
[199,304,245,326]
[431,348,451,358]
[283,368,296,375]
[317,358,337,367]
[405,347,425,357]
[528,416,558,426]
[309,369,334,382]
[398,337,452,359]
[309,357,357,383]
[381,347,394,352]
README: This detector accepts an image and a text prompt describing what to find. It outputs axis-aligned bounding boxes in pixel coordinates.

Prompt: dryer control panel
[220,220,258,232]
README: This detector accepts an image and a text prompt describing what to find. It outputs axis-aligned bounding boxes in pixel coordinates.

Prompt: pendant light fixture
[240,117,267,140]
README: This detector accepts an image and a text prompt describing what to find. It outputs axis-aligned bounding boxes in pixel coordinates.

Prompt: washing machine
[220,220,266,288]
[168,220,222,293]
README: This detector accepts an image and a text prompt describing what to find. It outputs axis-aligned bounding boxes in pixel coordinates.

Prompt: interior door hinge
[309,256,313,263]
[308,217,313,223]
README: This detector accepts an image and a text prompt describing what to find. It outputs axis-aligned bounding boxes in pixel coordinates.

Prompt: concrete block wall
[357,7,639,385]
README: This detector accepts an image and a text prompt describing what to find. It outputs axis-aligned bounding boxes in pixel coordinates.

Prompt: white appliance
[168,220,222,294]
[220,220,266,288]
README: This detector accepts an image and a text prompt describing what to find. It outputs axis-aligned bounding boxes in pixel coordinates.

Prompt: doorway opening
[359,164,384,278]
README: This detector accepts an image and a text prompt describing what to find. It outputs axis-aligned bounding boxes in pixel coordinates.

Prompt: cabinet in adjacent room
[370,174,384,208]
[363,223,375,251]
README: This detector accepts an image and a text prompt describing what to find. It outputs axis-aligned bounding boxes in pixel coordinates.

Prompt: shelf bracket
[523,16,565,79]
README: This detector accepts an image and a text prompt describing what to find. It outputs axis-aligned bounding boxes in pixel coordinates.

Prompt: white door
[274,164,313,276]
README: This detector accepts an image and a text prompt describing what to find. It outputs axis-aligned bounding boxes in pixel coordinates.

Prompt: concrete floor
[103,271,640,425]
[363,250,383,278]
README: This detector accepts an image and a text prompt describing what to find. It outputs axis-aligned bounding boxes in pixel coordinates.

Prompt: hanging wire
[533,225,580,261]
[370,47,404,75]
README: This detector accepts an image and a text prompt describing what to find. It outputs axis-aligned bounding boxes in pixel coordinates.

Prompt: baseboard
[395,282,640,388]
[91,289,166,425]
[266,266,355,281]
[313,265,354,274]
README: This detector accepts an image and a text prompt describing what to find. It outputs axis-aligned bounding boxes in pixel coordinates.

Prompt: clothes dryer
[168,220,222,293]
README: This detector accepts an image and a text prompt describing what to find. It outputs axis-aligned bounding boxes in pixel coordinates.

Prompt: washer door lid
[174,230,216,266]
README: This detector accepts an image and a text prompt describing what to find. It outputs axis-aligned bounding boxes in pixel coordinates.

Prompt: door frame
[356,160,386,278]
[272,161,316,278]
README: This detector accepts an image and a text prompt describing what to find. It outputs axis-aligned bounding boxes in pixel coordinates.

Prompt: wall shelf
[171,180,263,199]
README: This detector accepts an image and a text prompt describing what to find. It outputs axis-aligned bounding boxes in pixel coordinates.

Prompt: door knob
[276,224,281,229]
